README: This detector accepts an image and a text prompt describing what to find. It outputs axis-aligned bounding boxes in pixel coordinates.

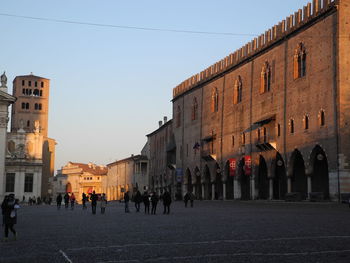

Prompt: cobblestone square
[1,201,350,262]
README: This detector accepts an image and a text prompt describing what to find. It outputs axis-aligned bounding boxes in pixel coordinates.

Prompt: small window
[35,103,38,110]
[260,61,271,94]
[6,173,15,192]
[290,119,294,134]
[26,103,29,110]
[304,115,309,130]
[24,173,34,192]
[294,43,307,79]
[22,80,25,86]
[40,90,43,97]
[39,104,42,110]
[241,133,246,145]
[28,81,32,87]
[263,127,267,142]
[192,97,198,121]
[97,177,100,180]
[25,89,29,95]
[22,88,25,95]
[320,110,325,126]
[257,128,261,142]
[21,102,26,109]
[232,135,235,148]
[277,124,281,137]
[211,87,219,112]
[233,76,242,104]
[27,120,30,127]
[41,82,44,88]
[35,81,38,87]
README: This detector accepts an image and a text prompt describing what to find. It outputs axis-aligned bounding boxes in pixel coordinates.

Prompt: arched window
[233,76,242,104]
[211,87,219,112]
[39,104,42,110]
[304,115,309,130]
[260,61,271,94]
[35,103,38,110]
[22,88,25,95]
[241,132,246,145]
[319,110,325,126]
[39,90,43,97]
[277,123,281,137]
[33,89,39,96]
[290,119,294,134]
[232,135,235,147]
[21,102,26,109]
[294,43,307,79]
[176,106,181,128]
[26,103,29,109]
[191,97,198,121]
[27,120,30,127]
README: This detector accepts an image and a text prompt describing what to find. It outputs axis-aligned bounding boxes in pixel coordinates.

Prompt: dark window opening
[5,173,15,192]
[24,173,34,192]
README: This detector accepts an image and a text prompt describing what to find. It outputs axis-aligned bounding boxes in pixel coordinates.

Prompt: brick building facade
[162,0,349,201]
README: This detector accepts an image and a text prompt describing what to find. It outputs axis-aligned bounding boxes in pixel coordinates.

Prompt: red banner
[244,155,252,176]
[229,158,236,176]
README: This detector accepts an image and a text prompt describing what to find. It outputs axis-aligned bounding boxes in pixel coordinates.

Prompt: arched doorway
[310,145,329,199]
[194,167,202,200]
[258,155,269,199]
[214,163,223,200]
[225,161,234,200]
[273,152,287,200]
[238,158,250,200]
[291,149,307,200]
[186,168,193,192]
[66,183,72,193]
[203,165,212,200]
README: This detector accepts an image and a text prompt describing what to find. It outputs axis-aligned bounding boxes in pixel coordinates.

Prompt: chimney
[163,116,167,123]
[158,120,163,127]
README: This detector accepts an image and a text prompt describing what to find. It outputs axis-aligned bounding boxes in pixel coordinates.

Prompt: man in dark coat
[134,190,142,212]
[162,190,172,214]
[56,194,62,210]
[151,192,159,215]
[64,193,69,209]
[143,192,150,214]
[124,191,130,213]
[90,191,98,214]
[82,193,87,210]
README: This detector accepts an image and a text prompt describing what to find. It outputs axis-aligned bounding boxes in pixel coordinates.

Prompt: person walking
[184,192,190,208]
[64,193,69,209]
[56,194,62,210]
[70,193,76,210]
[163,190,172,214]
[1,194,19,241]
[151,192,159,215]
[100,193,107,214]
[124,191,130,213]
[82,193,87,210]
[143,192,150,214]
[134,190,142,212]
[189,192,195,208]
[90,191,98,215]
[1,195,9,226]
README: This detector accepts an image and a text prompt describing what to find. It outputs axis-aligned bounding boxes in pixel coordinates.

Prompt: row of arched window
[22,88,43,97]
[176,43,308,127]
[21,102,42,110]
[289,110,325,134]
[22,80,44,88]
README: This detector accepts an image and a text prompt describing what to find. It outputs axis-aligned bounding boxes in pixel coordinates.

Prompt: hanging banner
[229,158,236,177]
[244,155,252,176]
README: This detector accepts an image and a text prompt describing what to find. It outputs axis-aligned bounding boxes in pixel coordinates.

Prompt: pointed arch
[309,145,329,199]
[233,76,242,104]
[211,87,219,112]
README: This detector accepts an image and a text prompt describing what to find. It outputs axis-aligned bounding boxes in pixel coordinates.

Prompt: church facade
[149,0,350,201]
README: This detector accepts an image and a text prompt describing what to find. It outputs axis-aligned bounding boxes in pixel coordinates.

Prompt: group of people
[124,190,172,215]
[1,194,19,241]
[56,191,107,214]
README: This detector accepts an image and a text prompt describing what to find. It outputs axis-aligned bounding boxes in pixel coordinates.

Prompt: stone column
[287,177,292,193]
[307,175,312,200]
[234,178,240,199]
[211,184,215,200]
[251,177,255,200]
[201,184,205,200]
[223,183,226,200]
[181,183,186,198]
[269,179,273,200]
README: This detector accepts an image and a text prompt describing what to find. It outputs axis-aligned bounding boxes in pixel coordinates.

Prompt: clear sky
[1,0,310,172]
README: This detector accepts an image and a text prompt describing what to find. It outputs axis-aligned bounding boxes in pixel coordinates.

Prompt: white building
[0,72,16,201]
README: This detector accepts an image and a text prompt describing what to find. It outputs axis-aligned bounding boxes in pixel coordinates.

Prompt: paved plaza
[1,200,350,262]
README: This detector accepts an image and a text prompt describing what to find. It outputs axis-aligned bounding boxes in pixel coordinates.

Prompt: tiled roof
[70,162,107,175]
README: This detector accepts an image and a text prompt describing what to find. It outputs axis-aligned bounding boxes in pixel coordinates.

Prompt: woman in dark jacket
[142,192,150,214]
[1,194,18,241]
